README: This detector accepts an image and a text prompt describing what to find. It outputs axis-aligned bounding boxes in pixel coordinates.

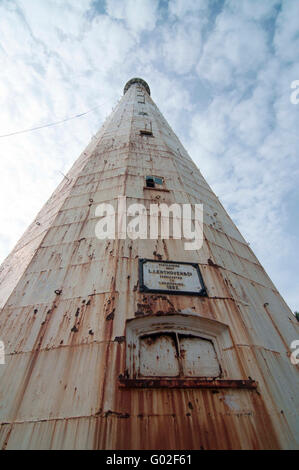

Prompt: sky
[0,0,298,311]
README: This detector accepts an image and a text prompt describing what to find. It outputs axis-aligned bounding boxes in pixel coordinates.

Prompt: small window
[140,129,153,136]
[140,121,152,136]
[153,176,163,185]
[146,175,163,188]
[139,332,221,378]
[122,314,258,390]
[125,314,226,380]
[139,112,148,116]
[146,176,155,188]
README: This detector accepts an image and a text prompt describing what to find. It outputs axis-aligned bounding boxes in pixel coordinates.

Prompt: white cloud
[197,12,269,87]
[162,20,203,74]
[274,0,299,63]
[105,0,159,33]
[168,0,208,18]
[15,0,92,47]
[227,0,280,21]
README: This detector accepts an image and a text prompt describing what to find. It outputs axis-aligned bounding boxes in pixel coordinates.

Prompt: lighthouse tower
[0,78,298,449]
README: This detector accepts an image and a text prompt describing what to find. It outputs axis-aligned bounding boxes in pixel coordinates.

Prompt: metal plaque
[139,259,207,296]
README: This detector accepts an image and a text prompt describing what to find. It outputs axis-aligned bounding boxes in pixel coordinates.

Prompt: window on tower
[139,332,221,378]
[145,175,164,188]
[123,314,225,380]
[120,314,258,390]
[137,94,145,104]
[140,121,153,136]
[140,129,153,136]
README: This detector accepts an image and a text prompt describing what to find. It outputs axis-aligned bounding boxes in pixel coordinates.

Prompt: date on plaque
[139,259,207,296]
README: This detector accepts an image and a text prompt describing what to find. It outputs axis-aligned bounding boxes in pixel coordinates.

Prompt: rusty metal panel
[119,378,257,389]
[140,334,179,377]
[138,331,221,378]
[179,335,221,377]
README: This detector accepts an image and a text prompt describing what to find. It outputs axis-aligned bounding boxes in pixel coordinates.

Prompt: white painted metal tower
[0,78,298,449]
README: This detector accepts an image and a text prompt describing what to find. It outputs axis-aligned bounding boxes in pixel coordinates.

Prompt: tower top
[124,77,151,96]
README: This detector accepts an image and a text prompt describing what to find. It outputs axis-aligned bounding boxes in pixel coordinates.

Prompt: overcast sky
[0,0,298,311]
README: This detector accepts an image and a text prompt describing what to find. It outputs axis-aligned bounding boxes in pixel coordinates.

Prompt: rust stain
[118,378,258,390]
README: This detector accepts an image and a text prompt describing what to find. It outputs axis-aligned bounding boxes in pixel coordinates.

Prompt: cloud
[227,0,280,21]
[15,0,92,47]
[185,1,298,311]
[274,0,299,62]
[168,0,209,18]
[105,0,159,33]
[196,12,270,88]
[162,19,203,74]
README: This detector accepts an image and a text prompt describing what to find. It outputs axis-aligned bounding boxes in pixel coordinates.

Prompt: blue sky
[0,0,298,311]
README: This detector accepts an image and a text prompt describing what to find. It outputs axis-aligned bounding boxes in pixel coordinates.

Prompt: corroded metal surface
[119,378,258,389]
[0,80,298,449]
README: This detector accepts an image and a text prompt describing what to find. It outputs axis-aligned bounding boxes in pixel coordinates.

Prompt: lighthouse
[0,78,298,449]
